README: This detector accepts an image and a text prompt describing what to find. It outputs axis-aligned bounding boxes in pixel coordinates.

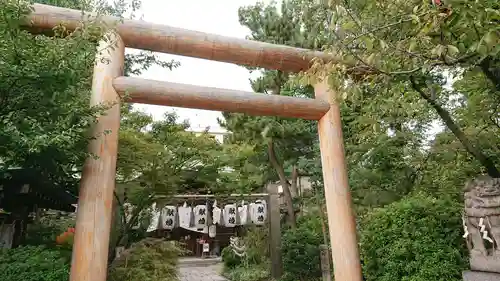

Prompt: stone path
[178,258,227,281]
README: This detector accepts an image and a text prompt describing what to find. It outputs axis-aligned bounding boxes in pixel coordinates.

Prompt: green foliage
[108,238,185,281]
[113,109,239,249]
[281,213,324,281]
[222,246,242,269]
[360,194,468,281]
[24,214,75,247]
[222,227,270,281]
[238,0,500,212]
[300,0,500,179]
[222,262,270,281]
[0,0,177,192]
[243,226,270,265]
[0,246,70,281]
[223,215,326,281]
[0,0,102,185]
[222,226,270,269]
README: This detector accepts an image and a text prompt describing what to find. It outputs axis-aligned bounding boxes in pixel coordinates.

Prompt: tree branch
[480,58,500,92]
[410,77,500,177]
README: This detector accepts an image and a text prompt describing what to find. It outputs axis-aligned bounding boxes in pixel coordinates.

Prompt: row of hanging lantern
[124,199,268,232]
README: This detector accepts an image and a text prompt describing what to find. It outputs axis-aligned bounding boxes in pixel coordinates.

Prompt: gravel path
[178,258,227,281]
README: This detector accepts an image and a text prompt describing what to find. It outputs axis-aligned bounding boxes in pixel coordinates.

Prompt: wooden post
[70,31,124,281]
[267,184,283,279]
[319,244,332,281]
[314,79,363,281]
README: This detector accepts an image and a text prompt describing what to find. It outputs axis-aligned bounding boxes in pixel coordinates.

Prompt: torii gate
[26,4,362,281]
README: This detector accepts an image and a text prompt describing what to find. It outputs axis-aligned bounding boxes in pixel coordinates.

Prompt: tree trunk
[291,165,299,197]
[267,138,297,228]
[410,77,500,177]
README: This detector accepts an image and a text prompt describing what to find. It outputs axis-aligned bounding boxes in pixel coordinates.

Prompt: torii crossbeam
[25,4,362,281]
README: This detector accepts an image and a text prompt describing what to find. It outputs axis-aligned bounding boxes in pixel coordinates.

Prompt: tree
[112,108,235,251]
[301,0,500,178]
[229,1,497,279]
[0,0,181,260]
[239,0,500,210]
[232,1,436,218]
[221,2,330,227]
[0,0,177,192]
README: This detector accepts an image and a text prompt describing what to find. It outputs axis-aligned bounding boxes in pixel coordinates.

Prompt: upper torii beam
[27,4,340,72]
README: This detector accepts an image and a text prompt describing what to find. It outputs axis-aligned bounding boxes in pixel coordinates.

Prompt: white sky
[128,0,270,132]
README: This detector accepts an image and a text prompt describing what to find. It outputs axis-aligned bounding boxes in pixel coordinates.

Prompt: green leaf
[410,14,420,23]
[408,39,418,52]
[342,21,357,32]
[477,44,488,56]
[483,31,497,48]
[364,37,374,51]
[366,53,376,65]
[379,39,388,50]
[447,45,459,56]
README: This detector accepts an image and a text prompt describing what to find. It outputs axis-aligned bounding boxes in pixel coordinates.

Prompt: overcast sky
[128,0,271,132]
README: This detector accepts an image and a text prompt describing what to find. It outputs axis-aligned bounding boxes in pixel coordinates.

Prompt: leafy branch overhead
[233,0,499,210]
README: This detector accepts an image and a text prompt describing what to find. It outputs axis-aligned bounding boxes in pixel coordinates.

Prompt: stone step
[178,257,222,267]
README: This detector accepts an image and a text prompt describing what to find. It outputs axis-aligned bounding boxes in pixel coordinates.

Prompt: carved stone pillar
[463,176,500,280]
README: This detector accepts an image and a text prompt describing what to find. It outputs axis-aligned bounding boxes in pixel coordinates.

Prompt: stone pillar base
[463,271,500,281]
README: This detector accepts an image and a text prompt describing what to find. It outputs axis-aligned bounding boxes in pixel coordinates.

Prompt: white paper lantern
[251,201,267,226]
[161,206,177,230]
[238,201,250,225]
[147,203,161,232]
[223,204,238,227]
[178,202,193,228]
[212,200,223,225]
[194,204,208,229]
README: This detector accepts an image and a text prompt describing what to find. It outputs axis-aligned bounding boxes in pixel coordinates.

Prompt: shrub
[0,246,70,281]
[281,213,324,281]
[25,215,75,247]
[222,262,270,281]
[360,193,468,281]
[222,246,242,268]
[108,238,185,281]
[222,226,269,269]
[222,226,270,280]
[242,226,269,265]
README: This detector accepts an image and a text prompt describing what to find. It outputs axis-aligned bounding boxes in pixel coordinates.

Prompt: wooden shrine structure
[153,192,279,265]
[25,4,362,281]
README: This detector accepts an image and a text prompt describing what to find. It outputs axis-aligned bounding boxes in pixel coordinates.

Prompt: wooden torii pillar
[26,4,363,281]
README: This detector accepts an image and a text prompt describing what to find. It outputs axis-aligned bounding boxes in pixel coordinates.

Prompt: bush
[25,215,75,247]
[243,226,269,265]
[222,226,269,269]
[281,213,325,281]
[222,246,242,268]
[0,246,70,281]
[222,227,270,281]
[108,238,185,281]
[360,194,468,281]
[222,262,270,281]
